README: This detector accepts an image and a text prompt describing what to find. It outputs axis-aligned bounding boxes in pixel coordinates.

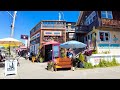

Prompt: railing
[41,24,66,29]
[101,18,120,29]
[75,25,89,33]
[66,28,75,32]
[41,21,66,29]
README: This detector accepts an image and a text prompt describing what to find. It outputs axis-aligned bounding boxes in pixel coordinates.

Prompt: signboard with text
[101,19,120,28]
[5,60,17,76]
[44,31,61,36]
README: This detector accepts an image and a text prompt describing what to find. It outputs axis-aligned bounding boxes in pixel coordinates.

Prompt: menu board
[5,60,17,76]
[53,45,59,58]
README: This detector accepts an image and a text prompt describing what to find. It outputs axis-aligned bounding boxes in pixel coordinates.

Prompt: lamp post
[6,11,17,38]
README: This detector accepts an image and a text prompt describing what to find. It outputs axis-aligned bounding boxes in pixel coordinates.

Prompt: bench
[54,57,72,71]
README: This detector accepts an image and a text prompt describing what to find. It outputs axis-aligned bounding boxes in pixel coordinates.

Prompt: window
[100,32,104,41]
[86,36,87,41]
[71,25,75,29]
[99,31,110,41]
[101,11,113,19]
[84,11,96,25]
[91,34,92,40]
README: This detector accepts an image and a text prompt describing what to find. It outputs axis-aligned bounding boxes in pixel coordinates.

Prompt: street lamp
[6,11,17,38]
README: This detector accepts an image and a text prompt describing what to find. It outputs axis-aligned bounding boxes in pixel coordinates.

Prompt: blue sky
[0,11,80,43]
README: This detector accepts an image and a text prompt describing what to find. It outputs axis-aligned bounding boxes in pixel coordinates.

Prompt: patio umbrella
[0,37,23,56]
[60,40,87,49]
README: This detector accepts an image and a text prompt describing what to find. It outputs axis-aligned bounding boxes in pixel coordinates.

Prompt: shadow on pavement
[0,62,5,68]
[45,67,71,71]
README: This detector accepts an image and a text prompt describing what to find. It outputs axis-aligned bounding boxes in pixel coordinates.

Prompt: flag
[21,35,28,40]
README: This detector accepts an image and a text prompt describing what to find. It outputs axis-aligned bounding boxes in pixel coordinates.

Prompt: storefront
[84,27,120,54]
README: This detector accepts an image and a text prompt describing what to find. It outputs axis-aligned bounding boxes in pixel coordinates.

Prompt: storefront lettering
[44,31,62,36]
[102,19,120,28]
[94,59,100,63]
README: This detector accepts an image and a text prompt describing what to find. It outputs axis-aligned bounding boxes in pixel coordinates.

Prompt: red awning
[20,46,27,49]
[43,40,60,45]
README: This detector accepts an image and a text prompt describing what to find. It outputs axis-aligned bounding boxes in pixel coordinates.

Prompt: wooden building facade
[30,20,66,54]
[76,11,120,54]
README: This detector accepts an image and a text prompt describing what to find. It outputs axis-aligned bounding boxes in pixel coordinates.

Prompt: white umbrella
[0,37,23,56]
[60,40,87,49]
[0,37,22,45]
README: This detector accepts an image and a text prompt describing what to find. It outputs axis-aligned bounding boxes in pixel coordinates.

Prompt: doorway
[44,44,52,62]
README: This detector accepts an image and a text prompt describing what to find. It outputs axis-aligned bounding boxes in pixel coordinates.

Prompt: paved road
[0,57,120,79]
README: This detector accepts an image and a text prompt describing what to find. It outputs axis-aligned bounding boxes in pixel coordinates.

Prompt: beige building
[76,11,120,54]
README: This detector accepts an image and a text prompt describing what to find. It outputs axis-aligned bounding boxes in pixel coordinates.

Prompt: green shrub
[61,53,66,57]
[94,64,100,67]
[84,62,93,69]
[92,50,98,54]
[60,49,66,57]
[105,61,111,67]
[39,57,44,63]
[98,59,106,67]
[96,57,119,67]
[47,61,54,70]
[78,57,120,69]
[79,53,85,62]
[111,57,119,66]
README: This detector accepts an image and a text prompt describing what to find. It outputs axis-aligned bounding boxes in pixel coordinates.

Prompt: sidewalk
[1,55,120,79]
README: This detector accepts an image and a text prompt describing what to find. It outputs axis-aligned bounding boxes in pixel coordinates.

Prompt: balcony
[101,18,120,29]
[66,28,75,32]
[41,21,66,29]
[75,25,89,33]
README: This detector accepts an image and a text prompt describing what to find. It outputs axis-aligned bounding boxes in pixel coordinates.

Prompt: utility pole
[10,11,17,38]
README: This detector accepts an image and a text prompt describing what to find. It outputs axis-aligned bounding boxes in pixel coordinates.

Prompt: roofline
[30,20,66,32]
[30,21,41,32]
[76,11,84,26]
[66,22,76,23]
[40,20,66,22]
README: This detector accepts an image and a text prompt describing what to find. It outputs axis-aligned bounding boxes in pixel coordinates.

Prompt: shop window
[99,31,110,41]
[100,32,104,41]
[86,36,87,41]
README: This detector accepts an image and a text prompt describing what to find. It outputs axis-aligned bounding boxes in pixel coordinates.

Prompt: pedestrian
[0,53,3,62]
[71,55,76,71]
[68,48,74,58]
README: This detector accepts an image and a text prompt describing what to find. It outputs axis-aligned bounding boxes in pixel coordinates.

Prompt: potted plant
[47,60,54,71]
[39,57,44,63]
